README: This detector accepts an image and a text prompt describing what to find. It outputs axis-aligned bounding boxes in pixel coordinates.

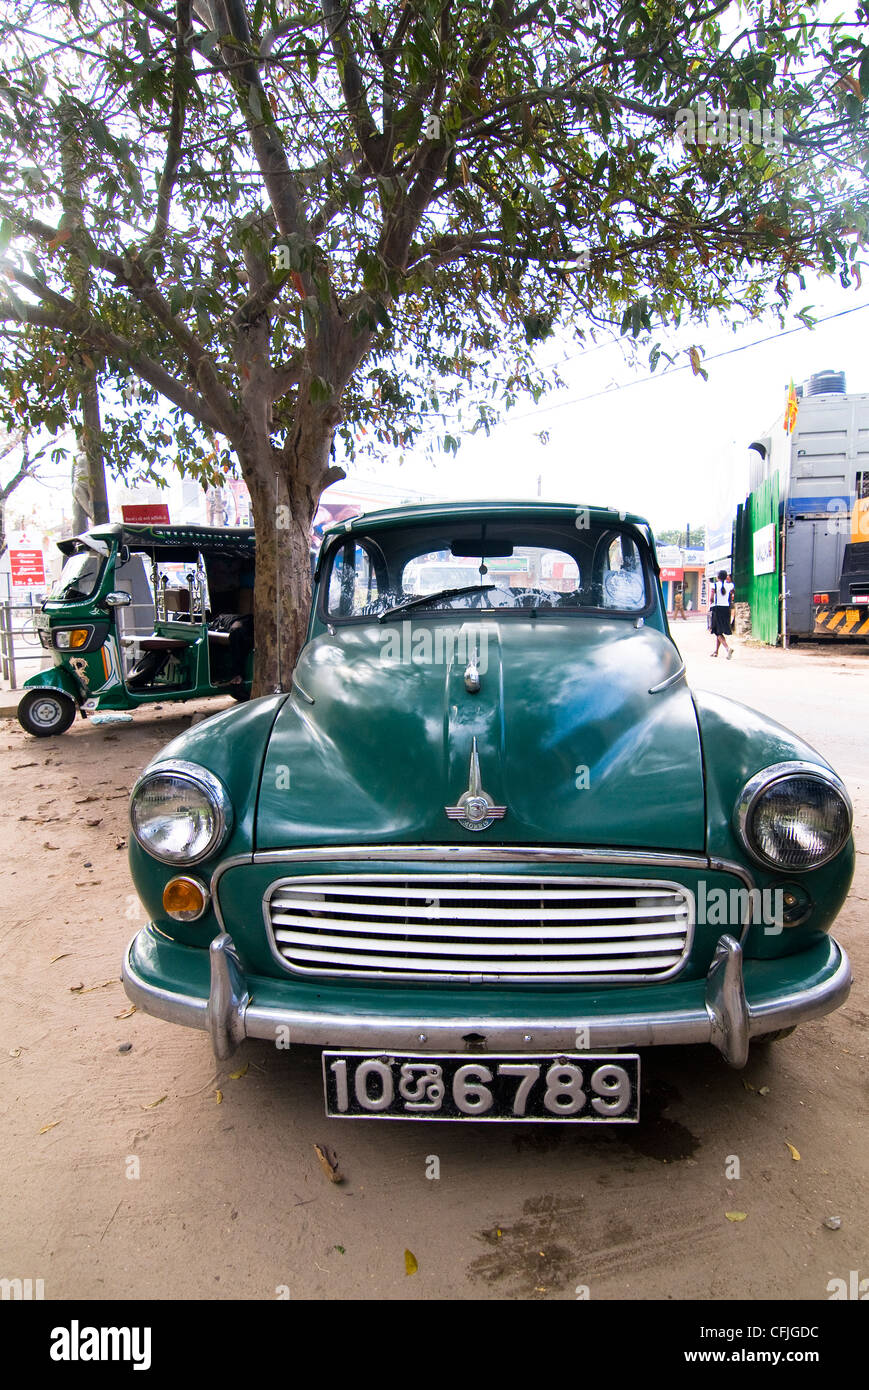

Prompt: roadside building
[658,545,707,616]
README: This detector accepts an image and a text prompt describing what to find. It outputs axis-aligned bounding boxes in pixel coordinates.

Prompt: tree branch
[320,0,388,173]
[217,0,313,245]
[147,0,193,251]
[0,291,225,438]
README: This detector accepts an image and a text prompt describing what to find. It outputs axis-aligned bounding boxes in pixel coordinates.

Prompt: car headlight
[130,761,233,865]
[734,762,852,871]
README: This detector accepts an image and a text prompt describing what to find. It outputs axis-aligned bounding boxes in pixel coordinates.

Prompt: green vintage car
[123,502,854,1122]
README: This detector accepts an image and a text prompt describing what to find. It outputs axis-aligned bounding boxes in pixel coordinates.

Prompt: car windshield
[49,548,105,602]
[323,520,649,619]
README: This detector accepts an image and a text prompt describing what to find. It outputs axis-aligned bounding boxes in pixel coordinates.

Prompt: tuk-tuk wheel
[17,689,77,737]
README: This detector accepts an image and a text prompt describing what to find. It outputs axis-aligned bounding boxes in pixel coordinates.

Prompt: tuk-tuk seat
[138,634,193,653]
[164,588,191,613]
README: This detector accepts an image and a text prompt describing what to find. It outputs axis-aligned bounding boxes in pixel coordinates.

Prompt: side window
[597,534,646,609]
[327,543,380,616]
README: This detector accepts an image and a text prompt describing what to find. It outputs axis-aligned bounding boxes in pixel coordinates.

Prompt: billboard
[121,504,171,524]
[9,548,46,588]
[753,522,776,576]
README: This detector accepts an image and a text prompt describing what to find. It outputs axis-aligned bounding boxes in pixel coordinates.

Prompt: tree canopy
[0,1,867,687]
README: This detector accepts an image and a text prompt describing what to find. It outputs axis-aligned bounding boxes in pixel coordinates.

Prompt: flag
[784,379,799,434]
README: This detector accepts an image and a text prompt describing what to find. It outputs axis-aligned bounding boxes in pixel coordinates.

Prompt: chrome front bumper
[122,930,851,1069]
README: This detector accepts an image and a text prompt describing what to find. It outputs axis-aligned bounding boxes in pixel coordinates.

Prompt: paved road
[0,629,866,1301]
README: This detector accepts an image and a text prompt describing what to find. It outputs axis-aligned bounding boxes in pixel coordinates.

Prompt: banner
[9,548,46,588]
[753,522,776,576]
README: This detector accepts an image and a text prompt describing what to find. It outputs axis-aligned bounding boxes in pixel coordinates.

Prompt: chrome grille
[264,874,694,983]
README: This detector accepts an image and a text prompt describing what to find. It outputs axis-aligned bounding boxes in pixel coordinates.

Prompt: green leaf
[371,300,393,333]
[309,375,332,404]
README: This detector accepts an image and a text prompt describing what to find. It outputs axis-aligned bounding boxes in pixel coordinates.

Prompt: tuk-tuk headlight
[130,762,233,865]
[55,628,90,649]
[734,762,852,871]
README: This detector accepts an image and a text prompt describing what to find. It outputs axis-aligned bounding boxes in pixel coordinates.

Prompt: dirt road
[1,626,866,1300]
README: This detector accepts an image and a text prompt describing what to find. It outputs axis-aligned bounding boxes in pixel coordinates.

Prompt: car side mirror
[106,591,132,607]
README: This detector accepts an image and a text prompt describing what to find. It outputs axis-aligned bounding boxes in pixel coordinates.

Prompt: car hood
[256,617,705,851]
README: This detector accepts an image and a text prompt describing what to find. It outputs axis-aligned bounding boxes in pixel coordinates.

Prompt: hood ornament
[445,737,506,832]
[463,645,481,693]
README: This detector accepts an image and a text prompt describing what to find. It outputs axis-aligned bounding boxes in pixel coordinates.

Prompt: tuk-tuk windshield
[49,549,105,602]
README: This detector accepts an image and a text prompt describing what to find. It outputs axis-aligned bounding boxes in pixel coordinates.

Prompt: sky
[336,272,869,537]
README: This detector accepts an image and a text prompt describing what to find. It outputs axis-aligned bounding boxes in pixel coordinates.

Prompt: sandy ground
[0,624,866,1302]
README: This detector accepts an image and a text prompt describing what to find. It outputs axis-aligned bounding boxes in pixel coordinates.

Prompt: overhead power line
[509,300,869,423]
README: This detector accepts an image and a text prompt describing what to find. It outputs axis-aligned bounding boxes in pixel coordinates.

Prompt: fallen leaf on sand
[9,1047,22,1058]
[215,1089,223,1104]
[142,1095,167,1110]
[404,1249,419,1276]
[314,1143,343,1183]
[742,1079,755,1092]
[39,1120,61,1134]
[725,1212,747,1222]
[114,1004,136,1019]
[70,979,115,993]
[229,1062,249,1080]
[758,1086,770,1096]
[50,953,70,964]
[785,1141,801,1161]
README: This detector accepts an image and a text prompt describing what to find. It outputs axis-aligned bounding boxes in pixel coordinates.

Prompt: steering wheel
[516,588,555,608]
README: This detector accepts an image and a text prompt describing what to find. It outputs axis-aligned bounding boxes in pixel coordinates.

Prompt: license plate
[322,1051,639,1122]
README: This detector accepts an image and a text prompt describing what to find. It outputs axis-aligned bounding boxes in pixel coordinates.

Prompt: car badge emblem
[445,737,506,832]
[464,646,481,693]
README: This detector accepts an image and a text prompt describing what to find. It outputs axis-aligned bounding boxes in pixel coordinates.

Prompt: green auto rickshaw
[17,523,255,736]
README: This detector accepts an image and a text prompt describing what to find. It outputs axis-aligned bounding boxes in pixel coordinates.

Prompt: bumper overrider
[122,927,851,1070]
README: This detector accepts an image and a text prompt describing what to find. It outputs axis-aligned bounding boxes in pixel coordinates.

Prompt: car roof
[320,499,651,537]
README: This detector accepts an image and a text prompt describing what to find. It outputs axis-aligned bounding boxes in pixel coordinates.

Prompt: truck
[743,370,869,643]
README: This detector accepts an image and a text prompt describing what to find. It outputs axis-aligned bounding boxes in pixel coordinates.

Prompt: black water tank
[805,370,847,396]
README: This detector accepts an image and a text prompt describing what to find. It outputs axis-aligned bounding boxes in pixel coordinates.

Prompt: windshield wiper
[378,584,494,622]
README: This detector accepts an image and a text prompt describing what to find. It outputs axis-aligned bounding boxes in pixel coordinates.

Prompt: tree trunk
[61,97,110,530]
[80,376,109,525]
[71,452,90,532]
[239,391,345,696]
[244,464,309,697]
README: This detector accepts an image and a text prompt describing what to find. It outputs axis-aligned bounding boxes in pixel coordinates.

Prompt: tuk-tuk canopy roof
[59,523,255,563]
